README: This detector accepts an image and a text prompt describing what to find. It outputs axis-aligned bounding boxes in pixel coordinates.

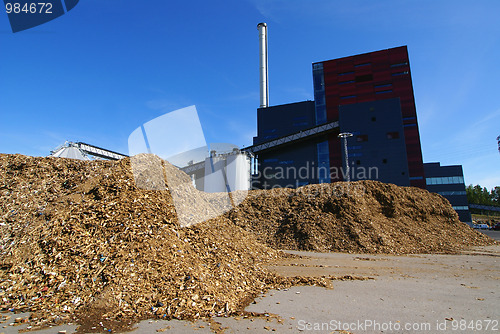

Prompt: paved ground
[477,229,500,241]
[2,245,499,333]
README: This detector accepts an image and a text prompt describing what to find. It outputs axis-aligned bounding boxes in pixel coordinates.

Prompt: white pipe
[257,23,268,108]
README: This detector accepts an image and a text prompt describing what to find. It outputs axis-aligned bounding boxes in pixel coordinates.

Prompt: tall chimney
[257,23,268,108]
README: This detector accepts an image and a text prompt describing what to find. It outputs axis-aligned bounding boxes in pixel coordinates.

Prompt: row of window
[438,191,467,196]
[375,89,393,94]
[374,83,392,89]
[402,116,416,121]
[355,132,400,142]
[352,158,390,165]
[390,62,408,68]
[426,176,465,185]
[337,69,408,80]
[452,206,469,211]
[338,81,395,88]
[339,88,397,100]
[338,70,409,79]
[262,159,295,165]
[317,141,330,183]
[313,64,328,125]
[337,62,407,74]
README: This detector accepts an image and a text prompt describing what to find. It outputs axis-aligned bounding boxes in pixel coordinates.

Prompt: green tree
[491,186,500,205]
[467,184,500,207]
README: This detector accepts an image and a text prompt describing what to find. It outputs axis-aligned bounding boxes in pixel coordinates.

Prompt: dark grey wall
[254,101,316,144]
[253,140,319,189]
[253,101,319,189]
[339,98,410,186]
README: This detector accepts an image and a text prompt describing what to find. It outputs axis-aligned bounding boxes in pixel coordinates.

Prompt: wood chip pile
[227,182,494,254]
[0,154,329,331]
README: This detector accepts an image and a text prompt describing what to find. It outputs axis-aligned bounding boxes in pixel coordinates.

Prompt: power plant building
[251,44,472,222]
[253,46,425,188]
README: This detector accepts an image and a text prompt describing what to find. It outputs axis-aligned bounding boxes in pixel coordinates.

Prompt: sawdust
[0,154,325,332]
[227,181,494,254]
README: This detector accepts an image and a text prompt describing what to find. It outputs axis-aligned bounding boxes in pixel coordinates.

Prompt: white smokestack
[257,22,268,108]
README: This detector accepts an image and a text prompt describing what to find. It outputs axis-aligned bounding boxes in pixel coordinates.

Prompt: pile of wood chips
[227,181,494,254]
[0,154,328,331]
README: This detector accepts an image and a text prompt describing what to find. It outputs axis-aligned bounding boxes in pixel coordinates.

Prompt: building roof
[49,144,91,160]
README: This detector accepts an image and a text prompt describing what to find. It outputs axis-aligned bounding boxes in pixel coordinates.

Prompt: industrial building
[250,39,472,222]
[253,46,425,189]
[312,46,426,188]
[424,162,472,223]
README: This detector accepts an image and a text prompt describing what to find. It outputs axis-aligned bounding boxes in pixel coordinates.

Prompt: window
[263,158,278,163]
[313,63,323,70]
[390,62,408,68]
[374,83,392,89]
[338,71,354,76]
[317,141,330,184]
[354,63,371,68]
[356,135,368,142]
[355,74,373,83]
[339,80,355,85]
[386,131,400,139]
[263,135,278,140]
[348,152,362,158]
[452,206,469,211]
[392,71,409,76]
[426,176,464,185]
[375,89,392,94]
[438,191,467,196]
[340,95,356,100]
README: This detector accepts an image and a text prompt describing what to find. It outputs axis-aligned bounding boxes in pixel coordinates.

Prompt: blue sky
[1,0,499,189]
